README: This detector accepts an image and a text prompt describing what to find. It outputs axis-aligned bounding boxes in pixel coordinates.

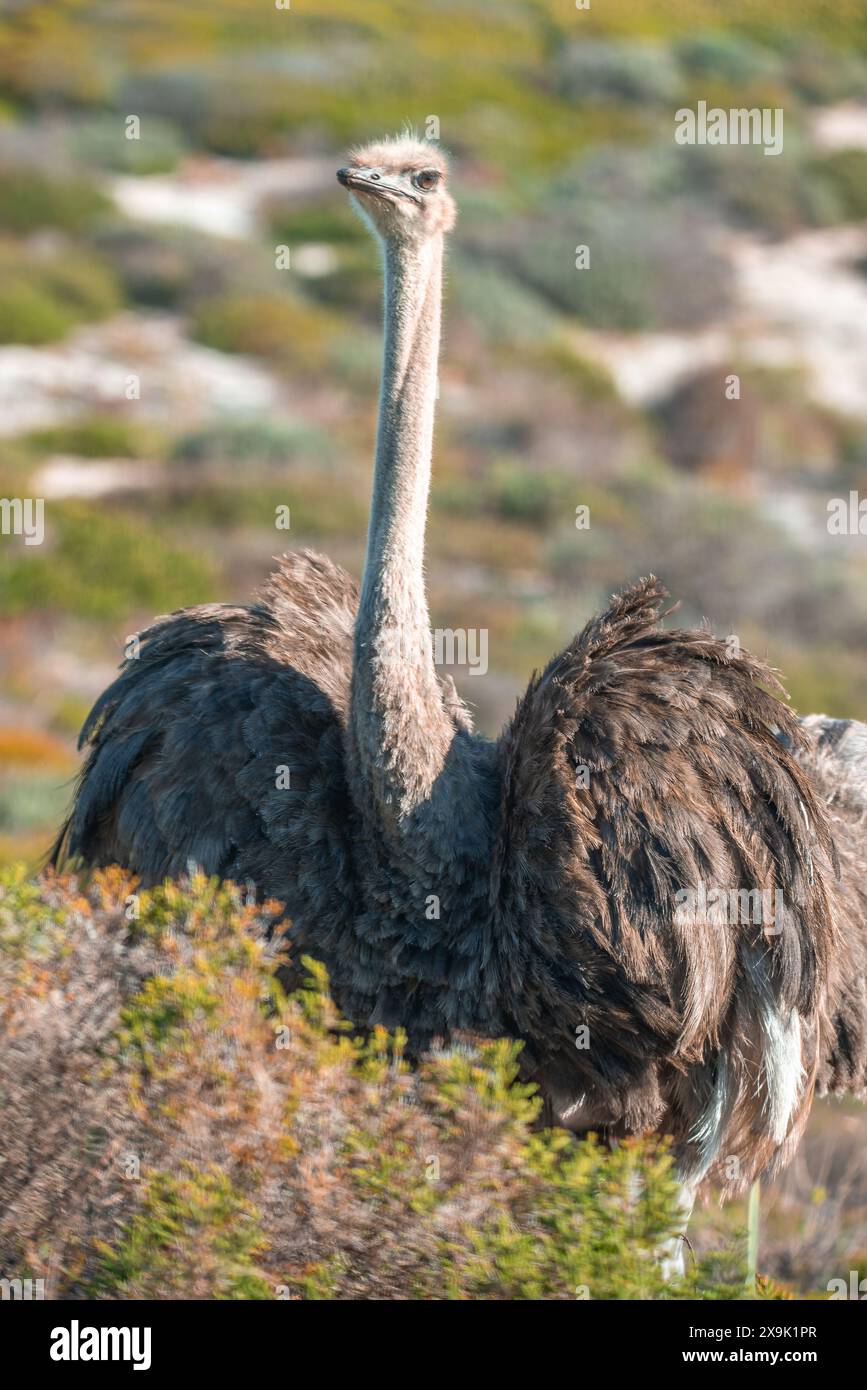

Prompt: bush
[450,255,557,345]
[23,416,154,460]
[555,40,683,105]
[716,150,835,237]
[69,114,187,175]
[535,340,618,402]
[91,224,273,311]
[35,253,122,321]
[0,168,109,235]
[265,197,366,248]
[674,33,782,85]
[191,293,338,368]
[0,282,74,344]
[118,66,297,159]
[810,150,867,222]
[0,245,121,344]
[0,869,762,1300]
[170,417,333,470]
[478,150,733,330]
[512,202,729,331]
[91,1167,273,1301]
[0,502,216,621]
[784,41,867,104]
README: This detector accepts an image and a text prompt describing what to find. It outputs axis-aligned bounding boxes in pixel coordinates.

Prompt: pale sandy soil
[580,226,867,421]
[0,313,280,436]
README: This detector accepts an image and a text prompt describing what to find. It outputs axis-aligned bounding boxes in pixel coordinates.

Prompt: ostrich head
[337,135,456,242]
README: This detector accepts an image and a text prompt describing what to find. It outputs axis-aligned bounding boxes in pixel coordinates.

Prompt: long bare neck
[350,231,455,825]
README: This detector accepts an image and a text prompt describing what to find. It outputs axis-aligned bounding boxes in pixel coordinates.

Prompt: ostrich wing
[794,715,867,1094]
[492,576,836,1182]
[52,552,359,916]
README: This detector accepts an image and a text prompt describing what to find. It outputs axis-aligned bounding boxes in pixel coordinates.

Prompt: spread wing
[493,576,836,1186]
[52,551,360,929]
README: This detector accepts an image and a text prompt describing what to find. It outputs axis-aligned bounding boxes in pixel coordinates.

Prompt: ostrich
[54,136,867,1256]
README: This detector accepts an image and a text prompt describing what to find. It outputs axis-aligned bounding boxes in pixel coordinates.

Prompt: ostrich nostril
[369,172,380,180]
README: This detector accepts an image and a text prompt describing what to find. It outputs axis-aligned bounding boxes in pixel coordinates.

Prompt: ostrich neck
[350,231,455,826]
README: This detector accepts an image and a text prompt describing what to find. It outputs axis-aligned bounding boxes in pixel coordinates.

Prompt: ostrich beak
[336,167,422,206]
[337,167,380,193]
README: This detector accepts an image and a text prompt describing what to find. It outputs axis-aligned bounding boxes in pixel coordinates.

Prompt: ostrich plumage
[54,136,866,1208]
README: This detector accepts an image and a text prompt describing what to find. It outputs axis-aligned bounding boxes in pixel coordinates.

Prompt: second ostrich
[55,137,867,1246]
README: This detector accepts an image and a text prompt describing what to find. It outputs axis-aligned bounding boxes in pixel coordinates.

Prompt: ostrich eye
[413,169,441,191]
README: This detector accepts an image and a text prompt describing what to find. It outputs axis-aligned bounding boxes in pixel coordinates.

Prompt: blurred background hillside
[0,0,866,1291]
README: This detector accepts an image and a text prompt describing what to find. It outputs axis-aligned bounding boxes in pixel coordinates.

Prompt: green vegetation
[265,197,366,248]
[91,1166,273,1301]
[70,114,187,175]
[811,149,867,221]
[191,293,340,369]
[0,282,74,345]
[0,242,121,343]
[0,2,862,174]
[171,417,334,470]
[0,167,110,235]
[0,502,215,620]
[0,869,784,1300]
[24,415,156,459]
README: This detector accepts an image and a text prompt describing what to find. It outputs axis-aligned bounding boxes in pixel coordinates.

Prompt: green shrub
[535,340,618,402]
[118,66,297,159]
[0,245,121,344]
[90,1166,272,1300]
[0,168,110,235]
[555,40,683,104]
[489,152,732,330]
[0,282,74,344]
[92,223,274,311]
[24,416,155,460]
[140,472,367,537]
[436,461,577,527]
[488,462,572,525]
[170,417,333,470]
[191,293,338,368]
[0,502,216,621]
[36,254,121,321]
[265,197,366,248]
[674,33,782,85]
[450,255,556,345]
[0,869,775,1301]
[69,114,187,175]
[810,150,867,222]
[785,41,867,104]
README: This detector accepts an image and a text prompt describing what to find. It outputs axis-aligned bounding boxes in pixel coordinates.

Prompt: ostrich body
[55,138,867,1212]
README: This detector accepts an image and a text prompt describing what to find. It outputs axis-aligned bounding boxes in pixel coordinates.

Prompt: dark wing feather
[794,715,867,1094]
[52,552,360,939]
[493,576,837,1189]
